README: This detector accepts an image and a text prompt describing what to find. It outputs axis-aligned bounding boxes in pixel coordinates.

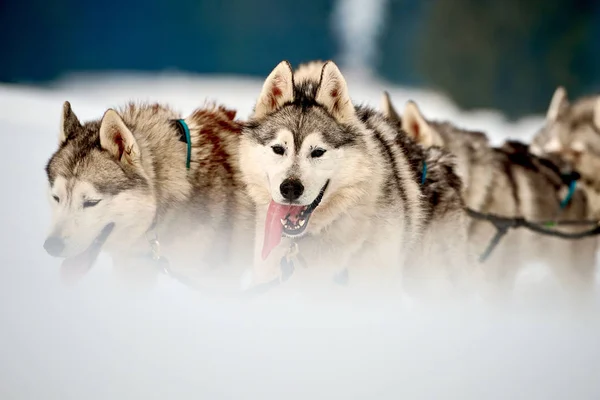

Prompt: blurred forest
[1,0,599,118]
[379,0,600,118]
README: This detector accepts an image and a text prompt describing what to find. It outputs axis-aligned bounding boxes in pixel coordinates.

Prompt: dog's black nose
[280,178,304,201]
[43,236,64,257]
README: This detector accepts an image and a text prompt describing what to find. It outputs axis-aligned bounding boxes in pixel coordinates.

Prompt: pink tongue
[262,200,304,260]
[60,248,96,285]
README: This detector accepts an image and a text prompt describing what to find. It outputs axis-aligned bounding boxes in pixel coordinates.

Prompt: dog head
[530,86,571,156]
[240,60,371,259]
[380,94,444,149]
[44,102,157,278]
[531,87,600,179]
[381,94,488,187]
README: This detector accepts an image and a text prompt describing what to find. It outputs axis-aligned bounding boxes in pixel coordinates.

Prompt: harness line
[174,119,192,170]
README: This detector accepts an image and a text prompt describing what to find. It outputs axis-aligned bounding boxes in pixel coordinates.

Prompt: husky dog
[531,87,600,219]
[44,101,254,288]
[381,94,597,299]
[239,60,473,298]
[531,87,600,157]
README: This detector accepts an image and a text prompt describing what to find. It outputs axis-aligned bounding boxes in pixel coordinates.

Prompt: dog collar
[174,119,192,170]
[421,161,427,185]
[559,179,577,209]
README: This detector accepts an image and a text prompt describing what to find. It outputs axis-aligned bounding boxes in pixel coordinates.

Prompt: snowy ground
[1,73,599,399]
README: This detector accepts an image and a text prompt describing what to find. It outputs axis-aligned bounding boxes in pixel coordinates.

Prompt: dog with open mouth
[239,60,474,297]
[44,101,255,289]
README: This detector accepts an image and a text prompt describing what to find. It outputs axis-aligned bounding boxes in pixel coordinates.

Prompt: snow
[0,74,599,399]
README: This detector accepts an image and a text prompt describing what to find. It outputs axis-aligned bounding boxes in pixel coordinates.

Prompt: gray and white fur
[382,95,597,301]
[44,101,254,290]
[239,60,473,299]
[531,87,600,220]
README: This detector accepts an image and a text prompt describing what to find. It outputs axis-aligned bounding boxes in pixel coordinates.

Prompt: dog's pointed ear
[99,109,141,167]
[254,61,294,120]
[315,61,356,124]
[60,101,82,144]
[381,91,401,125]
[402,101,434,147]
[546,86,568,122]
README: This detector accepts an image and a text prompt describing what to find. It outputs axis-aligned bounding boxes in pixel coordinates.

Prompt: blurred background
[2,3,600,398]
[2,0,600,119]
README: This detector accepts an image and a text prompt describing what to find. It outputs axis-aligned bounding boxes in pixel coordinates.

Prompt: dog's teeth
[280,218,286,226]
[299,219,306,227]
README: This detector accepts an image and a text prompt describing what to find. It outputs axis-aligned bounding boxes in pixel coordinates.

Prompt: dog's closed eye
[52,195,60,203]
[83,199,101,208]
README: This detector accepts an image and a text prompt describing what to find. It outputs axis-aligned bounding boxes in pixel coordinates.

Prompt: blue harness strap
[177,119,192,170]
[560,179,577,209]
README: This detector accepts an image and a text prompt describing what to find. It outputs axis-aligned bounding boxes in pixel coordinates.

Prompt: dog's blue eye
[311,148,326,158]
[52,195,59,203]
[272,145,285,156]
[83,199,101,208]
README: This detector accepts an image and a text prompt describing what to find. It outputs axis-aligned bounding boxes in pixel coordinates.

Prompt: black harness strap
[478,225,509,263]
[466,207,600,263]
[468,167,588,263]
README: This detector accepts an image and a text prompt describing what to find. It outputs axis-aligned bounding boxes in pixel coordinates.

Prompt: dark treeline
[2,0,599,118]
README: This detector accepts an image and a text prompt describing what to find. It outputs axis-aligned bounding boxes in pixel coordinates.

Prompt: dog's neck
[133,107,243,222]
[133,126,196,219]
[125,106,247,264]
[441,131,495,210]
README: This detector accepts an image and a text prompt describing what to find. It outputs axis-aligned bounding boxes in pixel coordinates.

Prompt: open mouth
[60,223,115,282]
[281,181,329,237]
[262,181,329,260]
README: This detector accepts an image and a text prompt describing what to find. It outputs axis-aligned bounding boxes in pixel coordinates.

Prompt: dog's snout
[43,236,64,257]
[280,178,304,201]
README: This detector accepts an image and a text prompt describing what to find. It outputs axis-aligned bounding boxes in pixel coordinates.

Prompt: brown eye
[272,145,285,156]
[311,148,326,158]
